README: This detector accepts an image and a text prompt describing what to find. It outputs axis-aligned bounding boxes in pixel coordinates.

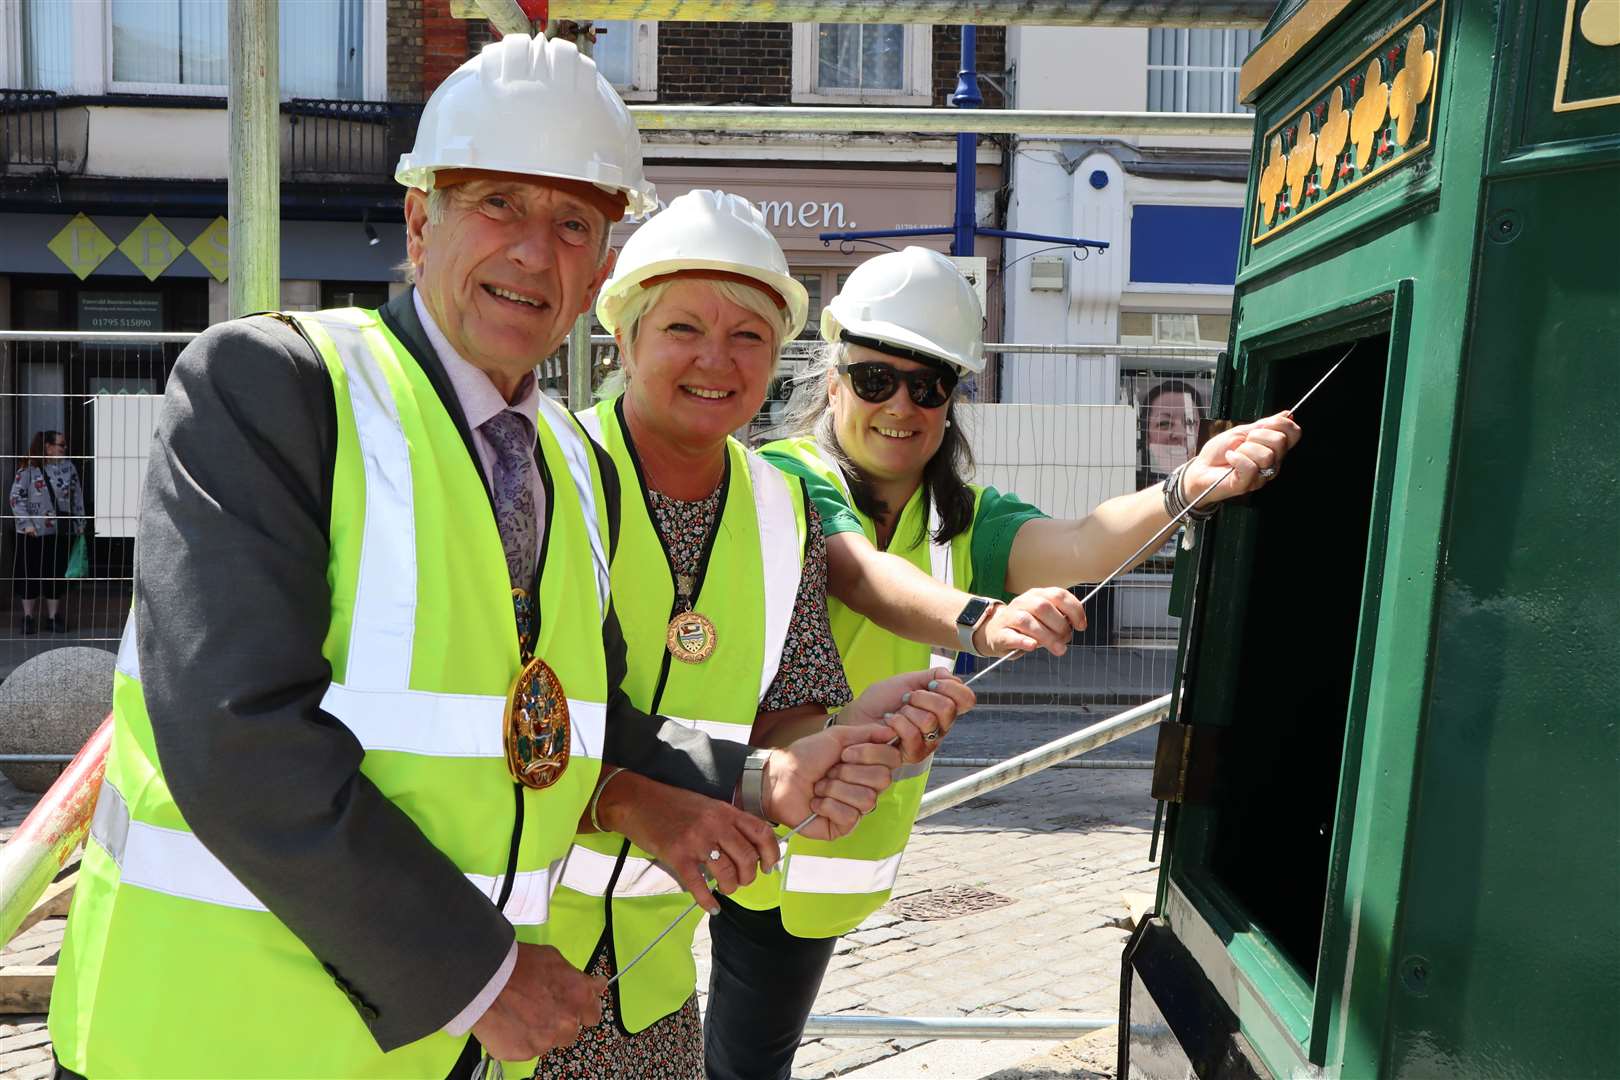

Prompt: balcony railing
[1,90,60,176]
[284,99,422,182]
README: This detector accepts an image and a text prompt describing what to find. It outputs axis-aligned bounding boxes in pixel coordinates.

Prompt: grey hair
[595,277,794,401]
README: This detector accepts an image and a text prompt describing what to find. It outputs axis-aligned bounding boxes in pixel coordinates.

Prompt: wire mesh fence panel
[957,346,1217,707]
[1,332,185,682]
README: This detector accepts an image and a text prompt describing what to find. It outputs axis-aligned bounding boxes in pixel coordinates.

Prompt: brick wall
[423,0,471,96]
[931,25,1006,108]
[386,0,423,102]
[407,18,1007,107]
[658,22,793,104]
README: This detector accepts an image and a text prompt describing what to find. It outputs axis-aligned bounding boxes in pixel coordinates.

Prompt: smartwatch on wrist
[955,596,999,655]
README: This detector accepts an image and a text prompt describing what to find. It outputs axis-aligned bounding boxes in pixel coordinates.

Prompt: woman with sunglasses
[711,246,1301,1078]
[534,195,975,1079]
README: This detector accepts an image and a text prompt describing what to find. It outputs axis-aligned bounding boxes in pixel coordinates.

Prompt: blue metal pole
[951,25,981,257]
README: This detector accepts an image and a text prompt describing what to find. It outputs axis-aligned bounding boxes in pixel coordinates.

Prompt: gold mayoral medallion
[504,654,571,789]
[666,610,718,663]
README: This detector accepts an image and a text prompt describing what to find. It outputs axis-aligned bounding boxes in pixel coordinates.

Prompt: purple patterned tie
[479,409,538,592]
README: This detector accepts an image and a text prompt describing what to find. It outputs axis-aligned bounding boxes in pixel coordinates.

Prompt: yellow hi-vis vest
[740,436,980,937]
[551,396,808,1033]
[47,308,612,1079]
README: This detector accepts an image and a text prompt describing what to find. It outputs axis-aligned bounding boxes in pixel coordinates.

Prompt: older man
[46,35,920,1079]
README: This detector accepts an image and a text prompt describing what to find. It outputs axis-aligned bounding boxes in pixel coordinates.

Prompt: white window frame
[0,0,385,98]
[791,22,931,106]
[591,19,657,102]
[1145,27,1259,115]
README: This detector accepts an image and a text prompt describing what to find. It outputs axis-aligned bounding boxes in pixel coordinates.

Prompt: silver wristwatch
[740,748,772,817]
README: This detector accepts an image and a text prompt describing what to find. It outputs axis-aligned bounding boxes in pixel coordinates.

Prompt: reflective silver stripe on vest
[559,844,685,899]
[91,779,555,923]
[321,684,607,761]
[536,394,611,618]
[749,451,804,701]
[664,714,752,745]
[116,617,140,680]
[782,852,905,895]
[311,312,420,693]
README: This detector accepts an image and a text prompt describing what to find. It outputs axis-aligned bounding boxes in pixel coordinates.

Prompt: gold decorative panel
[1554,0,1620,112]
[1251,1,1444,246]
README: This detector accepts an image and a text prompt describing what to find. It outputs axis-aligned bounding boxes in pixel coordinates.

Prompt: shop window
[792,273,823,339]
[792,23,931,105]
[1146,28,1262,114]
[589,21,658,101]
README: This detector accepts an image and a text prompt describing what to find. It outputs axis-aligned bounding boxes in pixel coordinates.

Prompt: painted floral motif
[1315,86,1351,192]
[1258,133,1288,225]
[1389,24,1436,144]
[1580,0,1620,47]
[1350,57,1391,170]
[1285,115,1317,210]
[1253,5,1442,244]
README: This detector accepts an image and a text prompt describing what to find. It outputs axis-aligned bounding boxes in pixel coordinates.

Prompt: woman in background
[9,429,84,634]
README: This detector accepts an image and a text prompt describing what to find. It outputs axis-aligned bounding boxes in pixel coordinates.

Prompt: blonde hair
[596,276,794,400]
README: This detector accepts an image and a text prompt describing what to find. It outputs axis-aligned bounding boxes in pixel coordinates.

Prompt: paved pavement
[0,705,1161,1079]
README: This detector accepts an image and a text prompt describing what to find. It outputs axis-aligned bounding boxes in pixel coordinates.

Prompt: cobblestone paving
[0,711,1158,1079]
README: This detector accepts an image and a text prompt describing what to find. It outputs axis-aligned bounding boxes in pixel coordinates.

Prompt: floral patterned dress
[532,482,850,1079]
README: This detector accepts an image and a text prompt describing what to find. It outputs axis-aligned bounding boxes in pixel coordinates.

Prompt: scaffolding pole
[227,0,280,317]
[629,105,1253,138]
[917,694,1171,821]
[529,2,1272,26]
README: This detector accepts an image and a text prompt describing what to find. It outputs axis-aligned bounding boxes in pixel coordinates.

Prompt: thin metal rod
[586,333,1220,360]
[963,346,1352,688]
[932,756,1152,770]
[801,1014,1115,1039]
[629,105,1255,138]
[0,754,76,763]
[918,695,1171,820]
[0,331,199,344]
[537,1,1275,26]
[567,314,594,412]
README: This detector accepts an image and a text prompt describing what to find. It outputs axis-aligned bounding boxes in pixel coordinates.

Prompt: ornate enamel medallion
[504,655,571,789]
[665,610,718,664]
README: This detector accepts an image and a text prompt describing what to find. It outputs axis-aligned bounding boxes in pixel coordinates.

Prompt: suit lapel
[377,288,494,508]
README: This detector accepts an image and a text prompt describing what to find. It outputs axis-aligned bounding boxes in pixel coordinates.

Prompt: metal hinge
[1150,721,1223,805]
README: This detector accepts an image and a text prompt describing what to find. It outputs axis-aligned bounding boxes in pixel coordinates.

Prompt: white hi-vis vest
[550,397,808,1032]
[48,308,612,1079]
[739,436,980,937]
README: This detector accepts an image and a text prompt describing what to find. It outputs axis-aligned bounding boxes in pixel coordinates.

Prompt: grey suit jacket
[134,290,747,1051]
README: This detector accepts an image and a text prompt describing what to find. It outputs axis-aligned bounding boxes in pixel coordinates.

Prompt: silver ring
[924,730,940,743]
[1259,467,1277,478]
[707,848,723,862]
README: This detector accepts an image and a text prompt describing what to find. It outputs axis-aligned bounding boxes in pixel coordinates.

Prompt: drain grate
[886,884,1014,921]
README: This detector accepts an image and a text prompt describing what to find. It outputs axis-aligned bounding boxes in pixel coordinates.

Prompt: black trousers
[13,532,67,600]
[703,895,837,1080]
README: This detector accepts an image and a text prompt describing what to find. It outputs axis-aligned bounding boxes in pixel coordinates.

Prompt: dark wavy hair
[21,430,63,471]
[773,342,975,547]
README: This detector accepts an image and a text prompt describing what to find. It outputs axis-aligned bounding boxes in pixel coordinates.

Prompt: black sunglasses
[837,361,958,409]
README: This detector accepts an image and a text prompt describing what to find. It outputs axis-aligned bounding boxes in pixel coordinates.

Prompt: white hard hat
[821,246,985,375]
[396,34,656,217]
[597,189,810,340]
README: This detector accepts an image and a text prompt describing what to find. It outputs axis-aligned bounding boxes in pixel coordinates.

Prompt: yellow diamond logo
[188,216,230,283]
[47,214,116,280]
[119,215,186,281]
